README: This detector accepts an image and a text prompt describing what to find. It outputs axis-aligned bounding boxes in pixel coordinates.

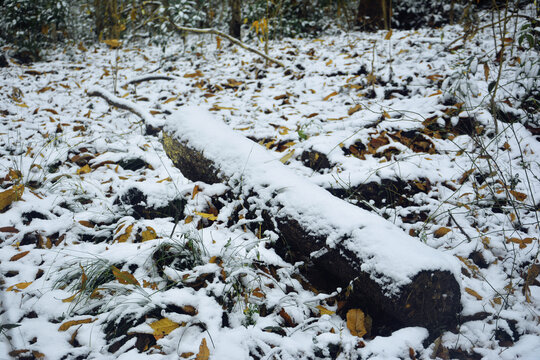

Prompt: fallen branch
[87,87,462,335]
[123,74,176,86]
[164,18,285,68]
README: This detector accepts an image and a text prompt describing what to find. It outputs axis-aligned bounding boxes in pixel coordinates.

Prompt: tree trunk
[160,108,462,335]
[357,0,392,31]
[229,0,242,39]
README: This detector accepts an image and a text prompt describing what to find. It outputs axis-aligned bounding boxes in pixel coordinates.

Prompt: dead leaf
[194,212,217,221]
[0,184,24,212]
[9,251,30,261]
[141,226,157,242]
[279,150,295,164]
[184,70,204,78]
[346,309,368,337]
[348,104,362,116]
[111,266,140,286]
[323,91,338,101]
[192,185,201,199]
[58,318,95,331]
[279,308,296,327]
[196,338,210,360]
[434,227,451,238]
[116,224,134,243]
[76,165,91,175]
[483,63,489,81]
[103,39,122,49]
[149,318,180,340]
[384,30,393,40]
[78,220,94,228]
[509,190,527,202]
[6,282,32,291]
[465,287,483,300]
[523,264,540,302]
[316,305,335,316]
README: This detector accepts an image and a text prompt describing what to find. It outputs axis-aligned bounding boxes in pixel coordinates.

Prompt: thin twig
[449,212,472,243]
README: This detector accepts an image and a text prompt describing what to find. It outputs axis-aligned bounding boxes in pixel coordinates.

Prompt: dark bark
[161,129,462,336]
[229,0,242,39]
[357,0,392,31]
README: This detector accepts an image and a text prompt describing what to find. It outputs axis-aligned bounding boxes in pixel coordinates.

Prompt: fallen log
[88,87,462,335]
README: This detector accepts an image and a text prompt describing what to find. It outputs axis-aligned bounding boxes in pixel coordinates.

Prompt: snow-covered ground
[1,9,539,359]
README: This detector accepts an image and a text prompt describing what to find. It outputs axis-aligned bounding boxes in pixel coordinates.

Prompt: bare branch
[164,17,285,68]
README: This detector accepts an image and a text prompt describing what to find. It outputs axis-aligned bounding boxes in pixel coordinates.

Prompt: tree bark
[357,0,392,31]
[229,0,242,39]
[88,88,462,336]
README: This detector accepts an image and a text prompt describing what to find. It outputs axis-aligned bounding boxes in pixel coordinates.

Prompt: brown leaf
[111,266,140,286]
[279,308,295,327]
[523,264,540,302]
[348,104,362,116]
[483,63,490,81]
[323,91,338,101]
[458,169,474,184]
[184,70,204,78]
[0,184,24,212]
[384,30,393,40]
[509,190,527,202]
[150,318,180,340]
[58,318,95,331]
[0,226,19,233]
[78,220,94,228]
[433,227,451,238]
[465,287,483,300]
[196,338,210,360]
[192,185,201,200]
[346,309,368,337]
[10,251,30,262]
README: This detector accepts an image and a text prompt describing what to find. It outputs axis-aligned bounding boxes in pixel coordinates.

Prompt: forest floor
[1,8,540,360]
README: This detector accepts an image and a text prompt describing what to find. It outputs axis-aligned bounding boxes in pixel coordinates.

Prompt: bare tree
[229,0,242,39]
[357,0,392,31]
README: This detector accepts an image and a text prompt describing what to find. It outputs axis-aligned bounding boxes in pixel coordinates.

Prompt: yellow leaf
[9,250,30,262]
[384,30,393,40]
[58,318,95,331]
[149,318,180,340]
[62,292,79,303]
[116,224,134,243]
[111,266,140,286]
[509,190,527,202]
[316,305,335,316]
[433,227,451,238]
[6,282,32,291]
[325,59,333,66]
[279,150,295,164]
[465,287,483,300]
[157,177,172,183]
[216,36,222,49]
[323,91,338,101]
[77,165,91,175]
[196,338,210,360]
[348,104,362,116]
[163,96,178,104]
[0,184,25,212]
[185,215,193,224]
[141,226,157,242]
[194,212,217,221]
[428,90,442,97]
[16,103,29,108]
[103,39,122,49]
[346,309,368,337]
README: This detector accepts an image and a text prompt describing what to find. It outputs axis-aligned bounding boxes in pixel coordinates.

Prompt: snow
[1,6,539,359]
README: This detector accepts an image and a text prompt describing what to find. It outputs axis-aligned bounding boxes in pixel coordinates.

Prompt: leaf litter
[1,7,540,360]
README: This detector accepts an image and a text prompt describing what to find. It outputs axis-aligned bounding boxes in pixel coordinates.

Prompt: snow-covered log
[162,107,462,334]
[88,86,462,334]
